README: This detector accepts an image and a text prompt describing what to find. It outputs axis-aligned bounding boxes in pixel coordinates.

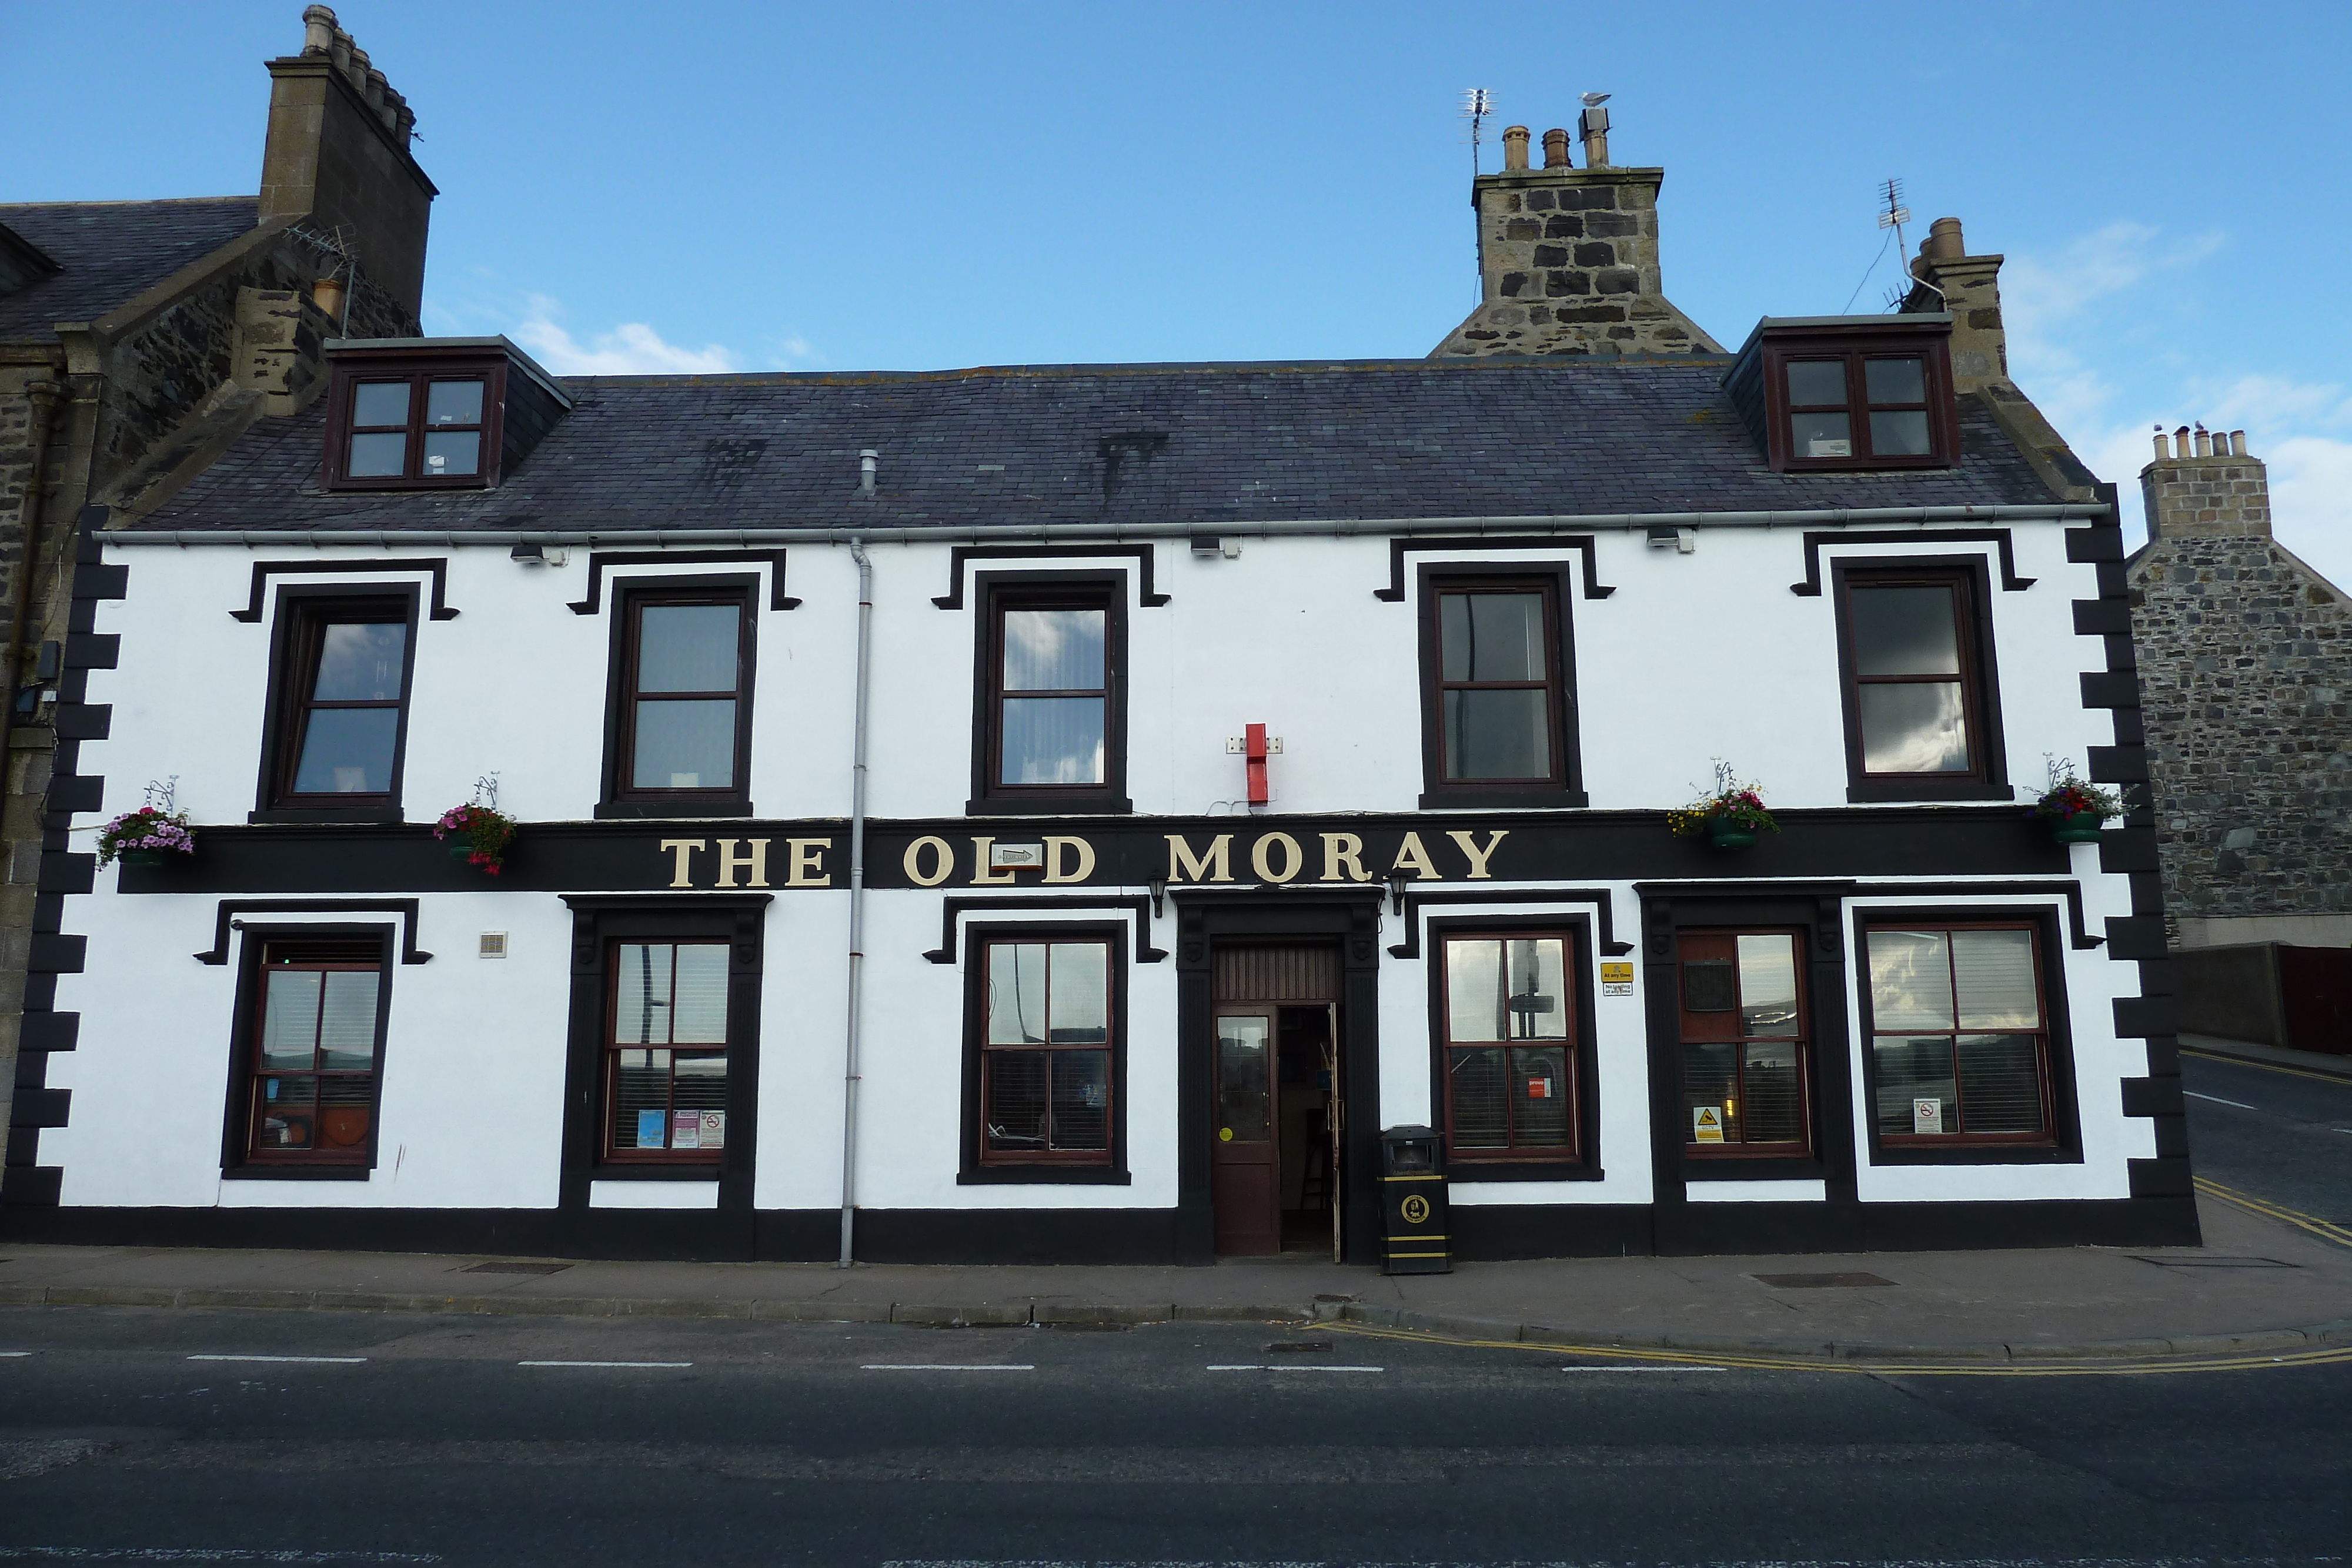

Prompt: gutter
[101,503,2114,551]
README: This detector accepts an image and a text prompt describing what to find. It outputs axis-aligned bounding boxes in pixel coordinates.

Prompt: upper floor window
[1729,320,1957,472]
[1832,562,2007,801]
[326,360,505,490]
[971,577,1128,814]
[1862,922,2057,1148]
[1418,571,1583,808]
[604,581,756,817]
[1677,931,1812,1156]
[259,592,415,820]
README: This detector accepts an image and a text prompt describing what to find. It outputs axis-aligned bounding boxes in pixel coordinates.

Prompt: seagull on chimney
[1581,92,1611,106]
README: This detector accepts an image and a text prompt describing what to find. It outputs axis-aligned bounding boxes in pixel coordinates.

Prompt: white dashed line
[517,1360,693,1368]
[2186,1090,2259,1109]
[186,1354,367,1364]
[860,1363,1035,1372]
[0,1350,31,1358]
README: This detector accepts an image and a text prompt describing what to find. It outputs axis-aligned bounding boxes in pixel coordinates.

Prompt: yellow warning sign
[1693,1105,1725,1144]
[1600,960,1634,997]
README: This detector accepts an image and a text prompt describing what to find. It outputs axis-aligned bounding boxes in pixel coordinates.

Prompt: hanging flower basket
[1669,763,1779,851]
[434,801,516,876]
[2033,757,2123,846]
[98,799,194,869]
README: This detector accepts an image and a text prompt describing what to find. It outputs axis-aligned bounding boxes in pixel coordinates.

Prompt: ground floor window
[1863,921,2054,1145]
[239,938,387,1165]
[1676,930,1813,1155]
[1438,932,1578,1162]
[604,940,730,1163]
[974,935,1115,1166]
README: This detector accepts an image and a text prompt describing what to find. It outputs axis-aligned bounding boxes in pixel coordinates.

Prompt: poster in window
[1693,1105,1725,1144]
[1528,1077,1552,1099]
[700,1110,726,1149]
[1912,1097,1944,1135]
[671,1109,701,1150]
[636,1108,666,1148]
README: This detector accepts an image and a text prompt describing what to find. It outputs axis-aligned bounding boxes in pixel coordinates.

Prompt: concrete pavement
[5,1187,2348,1364]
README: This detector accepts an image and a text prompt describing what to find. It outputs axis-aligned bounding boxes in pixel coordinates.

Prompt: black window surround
[1830,557,2010,803]
[1424,914,1602,1182]
[218,924,396,1181]
[251,584,420,825]
[959,920,1132,1185]
[1756,326,1959,473]
[1416,564,1587,810]
[597,575,759,820]
[1852,905,2083,1166]
[967,571,1131,816]
[322,349,509,491]
[558,895,769,1199]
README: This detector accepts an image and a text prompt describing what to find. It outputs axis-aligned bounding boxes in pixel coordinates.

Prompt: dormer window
[1723,317,1959,473]
[322,337,572,492]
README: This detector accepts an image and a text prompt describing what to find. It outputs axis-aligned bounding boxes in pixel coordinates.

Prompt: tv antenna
[1460,89,1494,178]
[1875,176,1940,310]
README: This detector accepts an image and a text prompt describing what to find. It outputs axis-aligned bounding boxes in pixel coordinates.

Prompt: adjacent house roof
[131,355,2063,534]
[0,196,258,343]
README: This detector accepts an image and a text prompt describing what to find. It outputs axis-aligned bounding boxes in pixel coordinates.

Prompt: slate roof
[0,197,258,343]
[135,355,2061,533]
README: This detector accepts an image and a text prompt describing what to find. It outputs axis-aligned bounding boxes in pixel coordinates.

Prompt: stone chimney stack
[258,5,436,322]
[2142,426,2270,542]
[1901,215,2007,393]
[1429,104,1720,358]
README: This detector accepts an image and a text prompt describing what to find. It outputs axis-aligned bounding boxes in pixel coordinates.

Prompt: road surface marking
[186,1354,367,1364]
[517,1359,692,1368]
[2194,1176,2352,1251]
[0,1350,31,1358]
[1205,1364,1384,1373]
[1561,1364,1727,1373]
[860,1363,1034,1371]
[2185,1090,2258,1109]
[2182,1048,2352,1088]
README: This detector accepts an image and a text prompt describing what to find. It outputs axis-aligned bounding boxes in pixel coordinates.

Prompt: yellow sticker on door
[1693,1105,1726,1144]
[1219,1127,1233,1141]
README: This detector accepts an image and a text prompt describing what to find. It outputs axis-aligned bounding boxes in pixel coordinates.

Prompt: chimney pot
[329,28,352,74]
[2230,430,2247,456]
[302,5,338,55]
[1578,103,1610,168]
[2194,428,2213,457]
[1501,125,1530,171]
[1541,128,1570,168]
[2153,430,2170,461]
[363,66,389,118]
[1926,215,1966,260]
[345,43,370,96]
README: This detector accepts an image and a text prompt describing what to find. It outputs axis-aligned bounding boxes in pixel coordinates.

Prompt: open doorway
[1211,942,1343,1258]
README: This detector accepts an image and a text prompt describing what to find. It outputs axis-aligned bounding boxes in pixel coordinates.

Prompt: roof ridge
[560,354,1739,389]
[0,195,256,212]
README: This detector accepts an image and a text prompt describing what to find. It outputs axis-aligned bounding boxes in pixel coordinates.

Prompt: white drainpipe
[837,537,874,1268]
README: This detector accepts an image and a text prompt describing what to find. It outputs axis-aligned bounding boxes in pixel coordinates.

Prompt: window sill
[222,1164,373,1181]
[1867,1142,2080,1166]
[248,807,405,825]
[958,1165,1132,1185]
[1681,1154,1826,1182]
[1444,1159,1601,1183]
[1844,781,2016,804]
[1418,788,1590,810]
[965,796,1133,817]
[594,801,758,820]
[591,1161,728,1178]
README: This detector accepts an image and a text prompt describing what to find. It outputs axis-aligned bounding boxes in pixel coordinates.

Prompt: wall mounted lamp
[509,541,569,567]
[1386,869,1412,915]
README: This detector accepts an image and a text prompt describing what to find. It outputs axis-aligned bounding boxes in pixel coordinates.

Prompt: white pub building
[3,138,2193,1265]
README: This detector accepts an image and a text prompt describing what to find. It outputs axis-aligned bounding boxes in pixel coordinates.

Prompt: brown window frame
[1416,566,1586,809]
[1759,330,1958,472]
[1857,915,2077,1158]
[255,587,418,824]
[224,932,395,1176]
[1673,928,1816,1160]
[598,937,733,1168]
[960,922,1130,1182]
[1432,926,1589,1170]
[967,573,1131,815]
[322,353,509,491]
[600,577,759,818]
[1830,559,2010,803]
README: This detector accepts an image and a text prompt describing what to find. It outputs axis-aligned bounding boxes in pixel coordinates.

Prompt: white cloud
[512,296,741,376]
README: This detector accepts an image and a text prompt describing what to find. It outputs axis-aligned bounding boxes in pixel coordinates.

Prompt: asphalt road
[2181,1049,2352,1228]
[3,1305,2348,1567]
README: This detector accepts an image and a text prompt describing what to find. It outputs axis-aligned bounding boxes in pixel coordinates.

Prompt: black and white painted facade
[0,317,2193,1263]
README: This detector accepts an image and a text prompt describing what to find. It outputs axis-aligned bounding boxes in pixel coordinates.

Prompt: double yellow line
[2194,1174,2352,1250]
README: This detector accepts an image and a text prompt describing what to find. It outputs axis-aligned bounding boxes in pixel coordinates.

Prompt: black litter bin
[1379,1124,1449,1275]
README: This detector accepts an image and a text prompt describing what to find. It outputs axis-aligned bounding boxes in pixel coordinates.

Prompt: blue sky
[10,1,2351,580]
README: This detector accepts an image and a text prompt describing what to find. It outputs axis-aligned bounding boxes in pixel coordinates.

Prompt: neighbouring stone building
[0,6,430,1159]
[2127,429,2352,1047]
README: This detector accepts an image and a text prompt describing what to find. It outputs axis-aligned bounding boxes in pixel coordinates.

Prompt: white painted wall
[51,521,2149,1222]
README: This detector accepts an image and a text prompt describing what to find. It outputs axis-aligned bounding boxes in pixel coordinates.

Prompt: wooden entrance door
[1211,1007,1281,1255]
